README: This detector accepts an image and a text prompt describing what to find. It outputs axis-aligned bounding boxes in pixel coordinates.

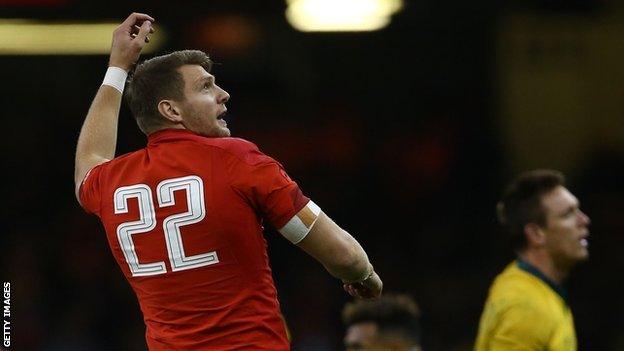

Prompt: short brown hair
[125,50,213,134]
[497,169,566,252]
[342,294,421,345]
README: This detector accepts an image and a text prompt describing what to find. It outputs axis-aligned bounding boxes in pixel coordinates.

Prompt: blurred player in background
[475,170,590,350]
[73,12,382,350]
[342,294,422,351]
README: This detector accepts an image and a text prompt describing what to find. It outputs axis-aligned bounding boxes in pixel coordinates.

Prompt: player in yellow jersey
[475,170,590,351]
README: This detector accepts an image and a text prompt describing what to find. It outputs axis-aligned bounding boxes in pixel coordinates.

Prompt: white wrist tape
[279,201,321,244]
[102,67,128,94]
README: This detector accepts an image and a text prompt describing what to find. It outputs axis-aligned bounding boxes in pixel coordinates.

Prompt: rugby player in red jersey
[74,13,382,350]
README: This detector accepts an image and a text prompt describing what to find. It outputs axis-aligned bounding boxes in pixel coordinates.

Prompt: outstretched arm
[74,12,154,202]
[295,211,383,299]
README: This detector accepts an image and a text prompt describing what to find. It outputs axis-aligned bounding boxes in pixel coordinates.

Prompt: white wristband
[102,67,128,94]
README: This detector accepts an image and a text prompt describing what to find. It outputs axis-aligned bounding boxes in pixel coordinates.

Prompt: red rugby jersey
[79,129,309,350]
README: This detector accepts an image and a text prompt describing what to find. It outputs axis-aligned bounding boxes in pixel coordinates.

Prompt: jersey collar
[147,128,201,146]
[516,259,569,304]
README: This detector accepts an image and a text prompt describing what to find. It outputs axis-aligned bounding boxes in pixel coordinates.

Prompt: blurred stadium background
[2,0,624,349]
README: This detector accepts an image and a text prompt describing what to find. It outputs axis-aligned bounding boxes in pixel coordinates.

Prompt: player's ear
[157,99,183,123]
[524,223,546,247]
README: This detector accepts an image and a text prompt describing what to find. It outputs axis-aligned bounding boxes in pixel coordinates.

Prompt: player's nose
[578,210,590,227]
[217,85,230,104]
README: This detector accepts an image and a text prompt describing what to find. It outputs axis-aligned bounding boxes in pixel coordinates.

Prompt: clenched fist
[108,12,155,71]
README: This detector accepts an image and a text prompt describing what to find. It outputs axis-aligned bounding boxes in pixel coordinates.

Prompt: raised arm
[294,210,383,299]
[74,13,154,202]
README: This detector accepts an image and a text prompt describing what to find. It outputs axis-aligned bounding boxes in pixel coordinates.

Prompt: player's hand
[109,12,155,71]
[343,271,382,299]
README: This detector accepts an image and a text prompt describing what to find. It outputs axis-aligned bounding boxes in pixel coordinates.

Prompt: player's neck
[518,251,569,284]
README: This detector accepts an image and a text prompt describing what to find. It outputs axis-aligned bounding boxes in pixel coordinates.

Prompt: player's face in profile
[344,322,381,351]
[344,322,414,351]
[178,64,231,137]
[540,186,591,265]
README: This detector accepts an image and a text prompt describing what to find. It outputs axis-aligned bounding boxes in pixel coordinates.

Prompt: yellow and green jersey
[475,260,576,351]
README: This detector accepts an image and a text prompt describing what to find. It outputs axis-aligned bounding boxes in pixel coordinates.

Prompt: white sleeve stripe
[279,201,321,244]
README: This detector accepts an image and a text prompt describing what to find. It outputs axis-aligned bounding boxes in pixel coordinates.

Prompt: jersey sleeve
[226,142,310,229]
[78,163,106,215]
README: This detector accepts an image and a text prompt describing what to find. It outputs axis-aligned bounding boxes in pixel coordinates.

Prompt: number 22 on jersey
[113,175,219,277]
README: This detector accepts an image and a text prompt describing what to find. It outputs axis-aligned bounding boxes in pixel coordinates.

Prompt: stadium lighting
[285,0,404,32]
[0,20,166,55]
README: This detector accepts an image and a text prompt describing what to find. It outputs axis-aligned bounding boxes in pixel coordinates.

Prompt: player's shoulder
[489,264,552,310]
[198,137,273,166]
[493,264,536,290]
[92,149,144,171]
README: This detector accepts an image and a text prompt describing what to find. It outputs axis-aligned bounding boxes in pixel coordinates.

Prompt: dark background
[2,0,624,350]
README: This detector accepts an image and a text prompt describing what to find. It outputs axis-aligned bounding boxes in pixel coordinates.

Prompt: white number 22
[113,175,219,277]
